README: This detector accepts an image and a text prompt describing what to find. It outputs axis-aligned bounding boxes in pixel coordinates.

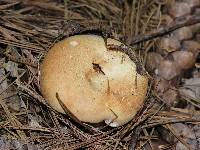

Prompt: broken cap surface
[40,34,148,127]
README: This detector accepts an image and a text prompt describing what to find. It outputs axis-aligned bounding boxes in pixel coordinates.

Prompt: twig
[166,124,192,150]
[1,125,53,133]
[129,125,142,150]
[4,53,38,68]
[64,0,68,22]
[0,38,44,52]
[131,15,200,45]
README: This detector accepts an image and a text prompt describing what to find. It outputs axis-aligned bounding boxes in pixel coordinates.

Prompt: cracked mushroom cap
[40,35,148,127]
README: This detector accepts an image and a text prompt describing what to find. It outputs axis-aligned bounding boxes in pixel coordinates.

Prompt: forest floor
[0,0,200,149]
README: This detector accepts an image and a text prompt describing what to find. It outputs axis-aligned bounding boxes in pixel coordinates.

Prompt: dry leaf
[179,77,200,100]
[162,88,179,106]
[146,52,163,72]
[173,27,193,41]
[172,123,199,150]
[157,60,181,80]
[168,2,191,18]
[160,37,181,52]
[172,51,195,69]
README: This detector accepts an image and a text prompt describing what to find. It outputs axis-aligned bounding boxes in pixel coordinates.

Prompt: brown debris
[154,77,170,93]
[157,59,181,80]
[172,51,196,69]
[171,123,199,150]
[183,0,200,8]
[162,88,179,106]
[162,15,174,25]
[173,27,193,41]
[179,77,200,100]
[151,0,200,112]
[182,40,200,57]
[160,37,181,52]
[146,52,163,72]
[168,2,191,18]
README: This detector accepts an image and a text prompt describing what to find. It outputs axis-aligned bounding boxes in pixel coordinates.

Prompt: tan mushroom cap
[40,35,148,127]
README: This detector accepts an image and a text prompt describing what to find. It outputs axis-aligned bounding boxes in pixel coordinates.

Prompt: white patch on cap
[70,41,79,47]
[105,119,119,127]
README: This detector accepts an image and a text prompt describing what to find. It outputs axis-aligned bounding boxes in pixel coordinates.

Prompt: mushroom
[40,34,148,127]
